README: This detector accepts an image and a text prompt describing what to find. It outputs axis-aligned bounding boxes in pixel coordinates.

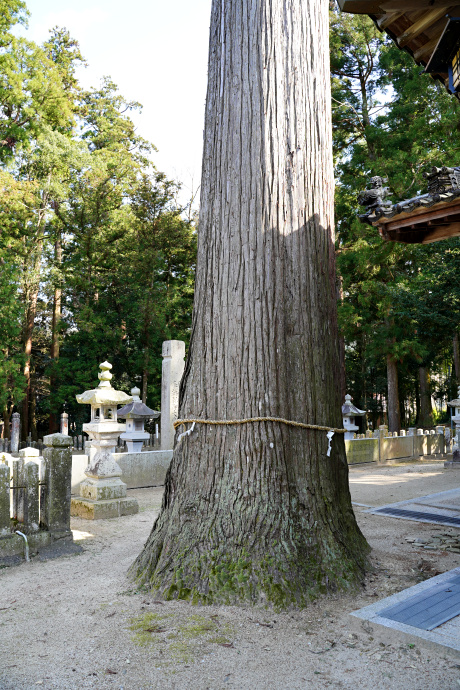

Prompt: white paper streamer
[177,421,196,444]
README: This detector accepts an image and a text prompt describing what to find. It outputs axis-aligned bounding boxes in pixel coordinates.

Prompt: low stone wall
[345,438,379,464]
[346,429,446,465]
[382,435,414,461]
[71,450,173,493]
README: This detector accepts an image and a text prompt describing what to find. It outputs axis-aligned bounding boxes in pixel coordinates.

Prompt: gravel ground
[1,461,460,690]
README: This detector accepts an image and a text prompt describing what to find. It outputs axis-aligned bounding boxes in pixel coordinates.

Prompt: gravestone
[18,447,40,528]
[24,462,39,531]
[41,434,73,540]
[0,460,9,534]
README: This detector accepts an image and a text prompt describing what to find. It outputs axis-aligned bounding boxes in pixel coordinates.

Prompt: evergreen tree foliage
[0,3,196,439]
[2,1,460,438]
[331,9,460,428]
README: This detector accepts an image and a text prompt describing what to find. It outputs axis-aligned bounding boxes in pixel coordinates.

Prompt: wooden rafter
[338,1,460,94]
[376,13,405,31]
[397,8,455,48]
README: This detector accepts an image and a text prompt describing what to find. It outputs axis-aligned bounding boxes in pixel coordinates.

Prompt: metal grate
[373,506,460,527]
[380,576,460,630]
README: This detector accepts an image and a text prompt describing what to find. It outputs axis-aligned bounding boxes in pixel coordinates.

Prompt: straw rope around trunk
[173,417,346,433]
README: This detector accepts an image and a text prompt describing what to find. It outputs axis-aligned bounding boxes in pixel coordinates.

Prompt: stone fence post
[41,434,73,540]
[161,340,185,450]
[378,425,388,463]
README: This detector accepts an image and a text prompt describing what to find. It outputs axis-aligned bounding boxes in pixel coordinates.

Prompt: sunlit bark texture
[132,0,369,605]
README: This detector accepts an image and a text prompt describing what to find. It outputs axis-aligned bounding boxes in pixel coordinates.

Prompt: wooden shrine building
[338,1,460,243]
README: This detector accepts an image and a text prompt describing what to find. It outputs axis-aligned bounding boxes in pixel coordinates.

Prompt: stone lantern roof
[342,394,366,418]
[117,387,160,420]
[76,361,132,406]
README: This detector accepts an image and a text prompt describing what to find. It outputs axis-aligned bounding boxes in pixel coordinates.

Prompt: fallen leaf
[309,642,336,655]
[105,669,118,675]
[219,643,234,648]
[105,611,116,618]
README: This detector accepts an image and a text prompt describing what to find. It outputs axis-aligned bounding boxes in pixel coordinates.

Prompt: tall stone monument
[11,412,20,453]
[71,361,139,519]
[161,341,185,450]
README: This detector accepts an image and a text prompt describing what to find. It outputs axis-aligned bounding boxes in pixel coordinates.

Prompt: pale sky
[17,0,213,205]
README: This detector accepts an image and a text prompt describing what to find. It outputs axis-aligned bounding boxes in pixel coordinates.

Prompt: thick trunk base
[131,429,370,608]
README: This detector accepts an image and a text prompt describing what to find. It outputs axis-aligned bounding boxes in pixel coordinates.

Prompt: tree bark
[22,197,47,440]
[22,285,38,440]
[49,233,62,434]
[418,366,432,428]
[454,332,460,386]
[337,275,346,404]
[386,355,400,433]
[2,406,11,439]
[30,374,37,441]
[132,0,369,605]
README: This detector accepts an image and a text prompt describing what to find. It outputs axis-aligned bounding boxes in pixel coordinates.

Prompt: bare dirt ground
[2,461,460,690]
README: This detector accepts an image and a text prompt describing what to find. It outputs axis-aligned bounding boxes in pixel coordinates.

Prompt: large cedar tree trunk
[418,366,432,428]
[386,355,401,433]
[132,0,369,605]
[22,287,38,440]
[49,233,62,434]
[453,333,460,386]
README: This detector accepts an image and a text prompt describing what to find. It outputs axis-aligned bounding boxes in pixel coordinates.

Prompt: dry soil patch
[1,466,460,689]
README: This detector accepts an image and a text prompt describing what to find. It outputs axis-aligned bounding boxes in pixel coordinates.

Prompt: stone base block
[0,531,50,564]
[0,530,79,566]
[71,496,139,520]
[79,476,127,501]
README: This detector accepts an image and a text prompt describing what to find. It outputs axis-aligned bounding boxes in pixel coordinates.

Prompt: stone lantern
[447,386,460,463]
[70,361,139,519]
[342,394,366,441]
[117,387,160,453]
